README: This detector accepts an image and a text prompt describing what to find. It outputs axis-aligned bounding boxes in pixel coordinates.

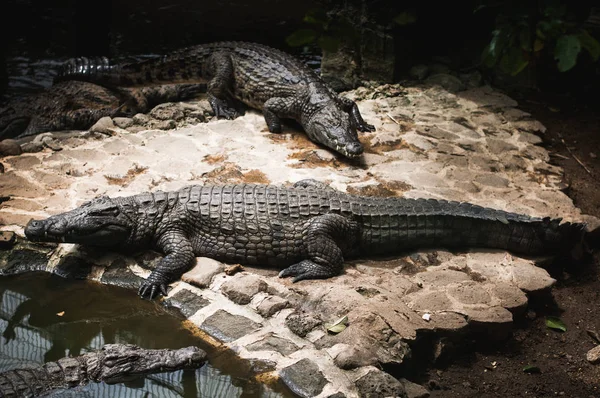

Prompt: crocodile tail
[534,217,588,254]
[55,56,122,86]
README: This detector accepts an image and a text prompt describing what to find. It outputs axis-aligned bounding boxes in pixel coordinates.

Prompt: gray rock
[89,116,115,134]
[201,310,262,343]
[20,142,44,153]
[400,379,430,398]
[221,273,268,305]
[428,63,451,75]
[257,295,289,317]
[164,288,210,318]
[100,258,144,290]
[181,257,224,288]
[113,117,134,128]
[246,334,300,356]
[132,113,150,125]
[409,65,429,81]
[334,346,378,370]
[0,139,22,156]
[473,173,510,188]
[280,358,328,398]
[150,103,185,121]
[459,70,483,89]
[586,345,600,364]
[355,368,407,398]
[425,73,465,93]
[285,312,322,337]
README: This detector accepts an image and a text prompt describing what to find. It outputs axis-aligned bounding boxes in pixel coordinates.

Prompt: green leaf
[317,36,341,52]
[482,28,512,68]
[303,8,328,26]
[519,28,532,52]
[393,11,417,25]
[285,29,318,47]
[554,34,581,72]
[499,46,529,75]
[325,315,349,334]
[578,30,600,62]
[546,316,567,332]
[523,365,541,374]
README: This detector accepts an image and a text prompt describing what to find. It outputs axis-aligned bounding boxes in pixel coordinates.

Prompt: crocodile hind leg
[139,231,196,299]
[339,96,376,132]
[279,214,359,282]
[205,52,241,120]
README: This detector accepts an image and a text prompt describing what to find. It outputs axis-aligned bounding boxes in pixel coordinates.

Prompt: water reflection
[0,273,284,397]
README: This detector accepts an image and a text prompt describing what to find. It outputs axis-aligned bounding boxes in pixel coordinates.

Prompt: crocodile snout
[344,141,364,157]
[25,219,47,240]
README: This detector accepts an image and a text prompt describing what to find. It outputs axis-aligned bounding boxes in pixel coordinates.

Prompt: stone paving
[1,80,598,397]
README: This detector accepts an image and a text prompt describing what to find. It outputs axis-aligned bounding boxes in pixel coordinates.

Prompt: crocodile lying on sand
[0,80,204,140]
[56,41,376,158]
[0,344,206,397]
[24,180,591,300]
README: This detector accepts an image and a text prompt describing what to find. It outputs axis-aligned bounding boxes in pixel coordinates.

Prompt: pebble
[0,139,22,156]
[586,345,600,364]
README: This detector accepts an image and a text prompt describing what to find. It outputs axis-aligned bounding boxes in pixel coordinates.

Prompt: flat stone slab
[1,82,598,397]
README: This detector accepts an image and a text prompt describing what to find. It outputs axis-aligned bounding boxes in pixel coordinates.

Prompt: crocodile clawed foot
[138,281,169,300]
[357,122,376,132]
[209,96,241,120]
[279,260,337,282]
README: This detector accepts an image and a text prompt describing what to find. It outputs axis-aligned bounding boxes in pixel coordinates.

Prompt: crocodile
[24,180,589,300]
[55,42,376,158]
[0,343,206,397]
[0,80,204,140]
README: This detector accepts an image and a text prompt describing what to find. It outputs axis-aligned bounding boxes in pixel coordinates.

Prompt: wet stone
[280,358,327,398]
[0,231,16,249]
[164,288,210,318]
[257,295,289,317]
[355,368,407,398]
[53,255,93,280]
[100,258,145,290]
[221,273,268,305]
[285,312,322,337]
[246,334,300,356]
[201,310,262,343]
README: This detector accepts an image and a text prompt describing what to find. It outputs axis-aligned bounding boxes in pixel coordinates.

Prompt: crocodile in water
[56,42,376,158]
[0,80,204,140]
[0,343,206,397]
[24,180,589,300]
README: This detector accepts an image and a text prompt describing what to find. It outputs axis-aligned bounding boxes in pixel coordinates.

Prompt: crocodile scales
[0,344,206,397]
[56,41,376,158]
[24,181,587,300]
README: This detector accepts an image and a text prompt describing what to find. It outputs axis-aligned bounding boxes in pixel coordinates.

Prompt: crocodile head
[25,196,133,246]
[302,85,363,158]
[0,106,30,140]
[86,344,207,384]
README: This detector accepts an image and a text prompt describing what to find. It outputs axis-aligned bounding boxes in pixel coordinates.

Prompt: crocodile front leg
[279,214,360,282]
[339,97,376,132]
[139,231,196,300]
[205,52,241,119]
[262,96,297,133]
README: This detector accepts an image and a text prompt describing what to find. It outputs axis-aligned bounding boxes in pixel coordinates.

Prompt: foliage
[478,1,600,75]
[286,8,416,52]
[545,316,567,332]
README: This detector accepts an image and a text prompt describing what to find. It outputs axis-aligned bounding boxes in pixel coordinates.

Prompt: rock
[425,73,465,93]
[150,103,185,121]
[280,358,328,398]
[355,368,407,398]
[201,310,262,343]
[0,231,16,249]
[586,345,600,364]
[90,116,115,134]
[113,117,134,128]
[428,63,451,75]
[257,295,289,317]
[164,288,210,318]
[53,255,94,280]
[246,334,300,356]
[0,162,4,173]
[150,119,177,130]
[333,345,377,370]
[100,258,144,290]
[181,257,224,288]
[459,70,483,89]
[0,139,22,156]
[409,65,429,81]
[221,273,268,305]
[285,312,322,337]
[400,379,430,398]
[132,113,150,125]
[20,142,44,153]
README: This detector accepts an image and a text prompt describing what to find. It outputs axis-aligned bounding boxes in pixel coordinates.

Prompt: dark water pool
[0,272,288,397]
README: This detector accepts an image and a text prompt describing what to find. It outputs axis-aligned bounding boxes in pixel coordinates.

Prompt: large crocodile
[56,42,376,158]
[0,80,204,140]
[24,181,589,300]
[0,343,206,397]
